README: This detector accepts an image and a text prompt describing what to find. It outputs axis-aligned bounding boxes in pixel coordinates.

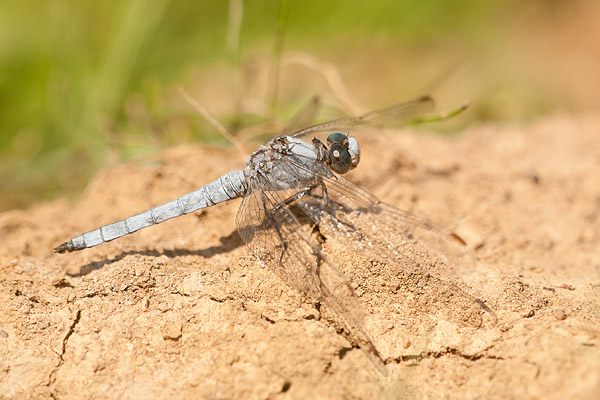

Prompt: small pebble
[52,278,73,288]
[553,308,567,321]
[163,320,183,340]
[0,330,8,338]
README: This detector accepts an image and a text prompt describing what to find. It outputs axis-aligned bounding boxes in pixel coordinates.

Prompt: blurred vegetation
[0,0,596,210]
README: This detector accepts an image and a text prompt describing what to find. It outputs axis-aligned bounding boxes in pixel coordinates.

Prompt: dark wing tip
[449,232,467,246]
[416,95,436,112]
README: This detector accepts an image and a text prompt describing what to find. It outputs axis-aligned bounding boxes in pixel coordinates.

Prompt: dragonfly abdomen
[54,170,247,253]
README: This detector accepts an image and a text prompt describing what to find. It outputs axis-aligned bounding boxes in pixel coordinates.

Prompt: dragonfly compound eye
[329,143,352,174]
[327,132,348,147]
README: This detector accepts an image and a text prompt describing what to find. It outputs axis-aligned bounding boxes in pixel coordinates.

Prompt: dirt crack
[47,309,82,389]
[209,294,233,303]
[389,347,504,364]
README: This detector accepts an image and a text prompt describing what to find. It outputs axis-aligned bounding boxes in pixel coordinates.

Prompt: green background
[1,0,597,210]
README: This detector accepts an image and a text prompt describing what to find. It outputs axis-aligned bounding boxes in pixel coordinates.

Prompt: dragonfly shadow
[68,229,244,277]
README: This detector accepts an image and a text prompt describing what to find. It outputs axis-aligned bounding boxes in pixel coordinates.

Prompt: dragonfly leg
[318,182,364,240]
[272,182,363,241]
[274,222,288,265]
[273,182,343,213]
[272,184,319,212]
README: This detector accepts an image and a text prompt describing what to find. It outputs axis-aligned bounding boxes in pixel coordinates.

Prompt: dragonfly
[55,96,494,375]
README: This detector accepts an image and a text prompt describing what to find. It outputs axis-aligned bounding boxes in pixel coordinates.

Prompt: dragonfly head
[326,133,360,174]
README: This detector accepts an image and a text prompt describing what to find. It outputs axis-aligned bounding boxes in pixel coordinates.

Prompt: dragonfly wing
[278,158,497,328]
[277,96,322,137]
[235,177,387,375]
[290,96,435,139]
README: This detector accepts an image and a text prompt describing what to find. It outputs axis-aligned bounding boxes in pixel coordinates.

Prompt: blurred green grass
[0,0,593,210]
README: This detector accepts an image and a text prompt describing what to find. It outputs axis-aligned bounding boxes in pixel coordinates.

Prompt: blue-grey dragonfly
[55,96,494,375]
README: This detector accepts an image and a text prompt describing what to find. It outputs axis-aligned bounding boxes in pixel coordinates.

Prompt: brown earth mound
[1,113,599,399]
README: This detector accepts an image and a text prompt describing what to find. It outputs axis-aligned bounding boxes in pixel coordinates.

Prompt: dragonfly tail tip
[54,243,69,254]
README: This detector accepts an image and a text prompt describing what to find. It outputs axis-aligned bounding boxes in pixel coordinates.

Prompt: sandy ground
[1,112,599,399]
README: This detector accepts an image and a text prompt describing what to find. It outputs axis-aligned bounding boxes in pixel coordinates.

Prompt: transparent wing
[235,176,387,375]
[290,96,435,139]
[277,95,322,137]
[276,156,497,328]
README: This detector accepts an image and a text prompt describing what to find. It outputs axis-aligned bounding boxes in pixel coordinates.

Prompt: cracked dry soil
[1,113,599,399]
